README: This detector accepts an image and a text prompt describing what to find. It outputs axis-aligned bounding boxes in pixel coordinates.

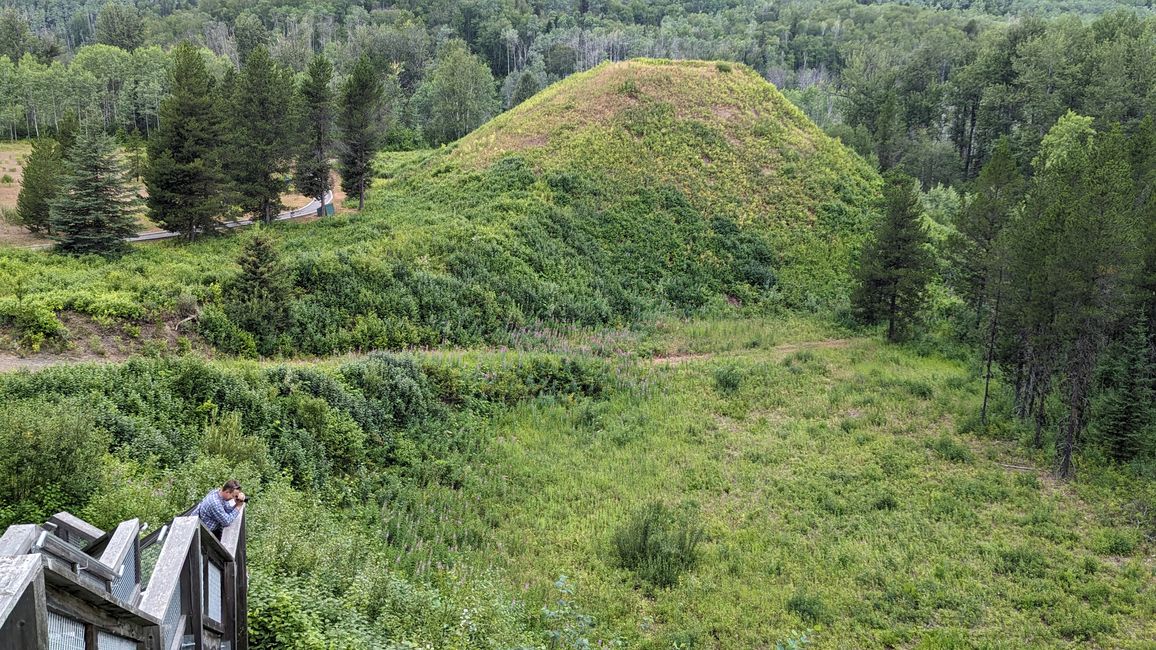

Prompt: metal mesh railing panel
[206,560,223,622]
[163,584,182,647]
[47,611,85,650]
[112,544,138,602]
[97,631,138,650]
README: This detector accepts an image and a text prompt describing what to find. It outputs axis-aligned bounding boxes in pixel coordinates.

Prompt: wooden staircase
[0,506,247,650]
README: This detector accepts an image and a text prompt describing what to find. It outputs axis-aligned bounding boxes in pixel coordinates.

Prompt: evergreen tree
[145,42,227,241]
[412,40,499,145]
[950,137,1023,327]
[226,229,292,355]
[55,110,79,155]
[224,46,296,224]
[233,12,268,66]
[852,172,935,342]
[1090,317,1155,461]
[511,70,540,107]
[15,138,63,234]
[49,130,139,257]
[295,54,334,218]
[337,55,384,211]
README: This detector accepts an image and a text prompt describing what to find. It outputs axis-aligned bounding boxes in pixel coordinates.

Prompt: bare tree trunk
[980,270,1004,425]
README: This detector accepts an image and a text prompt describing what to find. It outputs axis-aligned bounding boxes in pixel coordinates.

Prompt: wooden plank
[218,509,245,559]
[47,513,103,544]
[0,555,41,627]
[40,558,158,627]
[99,520,140,575]
[31,571,48,650]
[37,534,118,583]
[46,588,149,642]
[0,525,39,557]
[138,518,198,620]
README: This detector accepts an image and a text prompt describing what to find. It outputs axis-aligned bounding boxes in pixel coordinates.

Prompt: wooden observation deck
[0,506,247,650]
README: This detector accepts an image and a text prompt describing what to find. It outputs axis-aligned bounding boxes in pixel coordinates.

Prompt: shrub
[930,435,973,463]
[713,365,743,395]
[197,305,258,358]
[715,62,732,73]
[1092,528,1138,556]
[0,397,110,527]
[995,546,1046,577]
[786,590,832,625]
[1,174,12,183]
[612,501,703,588]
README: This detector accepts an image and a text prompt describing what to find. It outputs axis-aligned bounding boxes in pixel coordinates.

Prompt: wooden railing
[0,503,248,650]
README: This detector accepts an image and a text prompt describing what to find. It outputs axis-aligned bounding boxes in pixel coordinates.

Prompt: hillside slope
[0,59,879,356]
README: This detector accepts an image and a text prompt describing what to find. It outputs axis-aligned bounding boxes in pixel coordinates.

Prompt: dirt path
[650,338,851,365]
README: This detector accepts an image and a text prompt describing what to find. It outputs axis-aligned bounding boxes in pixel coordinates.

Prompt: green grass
[409,321,1155,648]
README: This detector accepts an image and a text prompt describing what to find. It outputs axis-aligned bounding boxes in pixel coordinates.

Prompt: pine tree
[224,46,296,224]
[511,70,540,107]
[852,172,935,342]
[226,229,292,354]
[337,55,384,211]
[1090,317,1155,461]
[49,130,140,257]
[15,137,63,234]
[145,42,227,241]
[295,54,334,218]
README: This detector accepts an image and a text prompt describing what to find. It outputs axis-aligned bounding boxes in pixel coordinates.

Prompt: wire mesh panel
[206,560,223,622]
[97,630,139,650]
[112,544,138,603]
[163,584,183,647]
[47,611,85,650]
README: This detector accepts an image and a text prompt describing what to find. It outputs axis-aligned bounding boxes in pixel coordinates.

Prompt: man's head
[220,479,242,500]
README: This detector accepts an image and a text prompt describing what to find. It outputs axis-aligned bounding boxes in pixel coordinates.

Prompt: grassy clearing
[406,321,1155,648]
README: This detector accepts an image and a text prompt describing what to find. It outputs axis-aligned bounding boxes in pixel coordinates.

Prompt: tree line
[854,112,1156,479]
[15,43,392,253]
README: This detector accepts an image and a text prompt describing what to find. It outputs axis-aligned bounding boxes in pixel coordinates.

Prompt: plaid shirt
[195,490,239,534]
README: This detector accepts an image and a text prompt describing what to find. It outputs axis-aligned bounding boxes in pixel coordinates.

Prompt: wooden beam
[0,525,39,557]
[0,555,41,634]
[47,513,103,545]
[36,534,118,584]
[138,518,198,620]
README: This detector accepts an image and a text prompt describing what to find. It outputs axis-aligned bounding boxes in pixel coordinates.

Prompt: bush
[786,590,832,625]
[612,501,703,588]
[713,365,743,395]
[197,305,258,357]
[0,397,110,527]
[929,435,973,463]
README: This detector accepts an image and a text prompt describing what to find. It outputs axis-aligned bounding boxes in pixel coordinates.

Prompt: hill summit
[390,59,881,310]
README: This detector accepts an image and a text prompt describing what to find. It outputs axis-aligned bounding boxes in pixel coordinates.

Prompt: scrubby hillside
[0,59,878,357]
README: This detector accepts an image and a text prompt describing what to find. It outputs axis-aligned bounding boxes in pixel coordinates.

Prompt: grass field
[400,319,1156,649]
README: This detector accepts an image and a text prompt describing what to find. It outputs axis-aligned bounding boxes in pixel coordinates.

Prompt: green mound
[0,60,880,356]
[383,59,879,313]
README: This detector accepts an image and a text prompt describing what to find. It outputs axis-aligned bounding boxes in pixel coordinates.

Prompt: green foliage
[145,42,227,240]
[15,137,63,233]
[612,501,703,588]
[412,40,499,146]
[225,46,296,223]
[337,55,384,210]
[0,396,110,527]
[852,172,934,341]
[94,3,143,51]
[49,129,139,256]
[294,54,335,212]
[785,591,832,625]
[225,229,293,355]
[712,364,742,394]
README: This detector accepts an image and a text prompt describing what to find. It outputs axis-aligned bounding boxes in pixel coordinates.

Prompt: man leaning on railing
[195,479,247,538]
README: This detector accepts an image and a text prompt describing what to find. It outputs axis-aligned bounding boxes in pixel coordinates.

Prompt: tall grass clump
[612,501,703,588]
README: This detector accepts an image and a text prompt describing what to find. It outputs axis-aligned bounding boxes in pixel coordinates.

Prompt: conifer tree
[852,172,935,342]
[145,42,226,241]
[226,229,292,354]
[1090,318,1154,461]
[15,137,63,234]
[337,55,384,211]
[295,54,334,218]
[511,70,539,107]
[225,46,296,223]
[49,130,139,257]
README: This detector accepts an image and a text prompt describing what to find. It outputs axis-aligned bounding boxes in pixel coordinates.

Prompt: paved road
[128,191,334,242]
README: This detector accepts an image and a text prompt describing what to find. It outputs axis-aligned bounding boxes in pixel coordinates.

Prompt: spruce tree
[15,137,63,234]
[49,130,140,257]
[337,55,384,211]
[145,42,227,241]
[225,46,296,223]
[852,172,935,342]
[295,54,334,218]
[1090,318,1154,461]
[511,70,539,107]
[226,229,292,355]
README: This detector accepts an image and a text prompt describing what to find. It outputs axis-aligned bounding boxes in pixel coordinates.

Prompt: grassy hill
[0,59,878,357]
